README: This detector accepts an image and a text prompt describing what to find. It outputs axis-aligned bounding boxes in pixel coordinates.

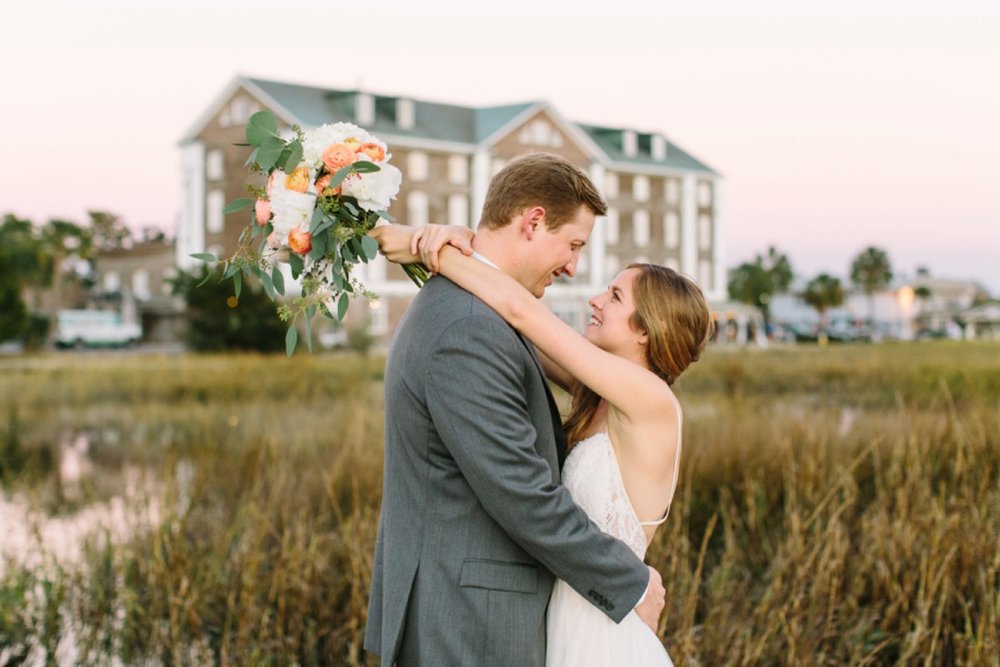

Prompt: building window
[408,191,429,227]
[518,120,563,148]
[132,269,150,299]
[664,212,680,249]
[408,152,429,181]
[549,300,584,331]
[448,155,468,185]
[448,194,469,227]
[103,271,121,292]
[698,213,712,251]
[206,149,224,181]
[162,267,177,295]
[605,254,620,281]
[633,175,649,202]
[698,181,713,207]
[604,172,619,198]
[206,189,225,233]
[633,210,650,247]
[665,179,680,205]
[604,209,619,245]
[699,259,713,289]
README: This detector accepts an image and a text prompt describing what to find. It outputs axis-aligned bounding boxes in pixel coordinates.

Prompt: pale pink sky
[3,0,998,291]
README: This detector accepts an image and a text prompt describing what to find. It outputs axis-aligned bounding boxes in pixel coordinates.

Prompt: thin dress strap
[637,397,683,527]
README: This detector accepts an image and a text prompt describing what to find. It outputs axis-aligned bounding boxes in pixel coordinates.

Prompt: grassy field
[0,342,998,665]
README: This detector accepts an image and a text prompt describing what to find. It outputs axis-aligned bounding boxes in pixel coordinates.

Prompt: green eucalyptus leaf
[351,160,380,174]
[337,293,349,320]
[190,253,218,262]
[374,210,396,223]
[306,304,318,320]
[223,262,239,279]
[271,266,285,296]
[225,198,253,215]
[285,325,298,357]
[260,271,276,300]
[289,253,304,279]
[284,141,303,172]
[304,308,314,353]
[247,111,279,146]
[256,137,286,171]
[244,148,259,167]
[233,271,242,299]
[328,164,353,189]
[361,235,379,261]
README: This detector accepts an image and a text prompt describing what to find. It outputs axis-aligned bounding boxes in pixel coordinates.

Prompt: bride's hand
[367,225,418,264]
[411,225,474,274]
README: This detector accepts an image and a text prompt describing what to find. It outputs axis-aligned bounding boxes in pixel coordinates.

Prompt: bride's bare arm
[431,245,674,423]
[535,348,574,392]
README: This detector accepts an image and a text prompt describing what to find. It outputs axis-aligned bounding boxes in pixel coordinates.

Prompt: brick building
[178,76,724,340]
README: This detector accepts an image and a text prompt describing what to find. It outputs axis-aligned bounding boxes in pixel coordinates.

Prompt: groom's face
[522,204,595,298]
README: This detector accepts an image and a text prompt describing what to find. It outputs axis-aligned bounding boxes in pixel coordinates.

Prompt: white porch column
[711,178,727,302]
[588,162,607,290]
[177,142,206,270]
[680,174,698,280]
[471,148,491,229]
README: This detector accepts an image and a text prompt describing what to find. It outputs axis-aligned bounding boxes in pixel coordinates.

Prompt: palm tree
[802,273,845,331]
[849,246,893,324]
[727,246,795,331]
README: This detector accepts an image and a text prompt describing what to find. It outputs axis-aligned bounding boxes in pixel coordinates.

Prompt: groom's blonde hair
[479,153,607,231]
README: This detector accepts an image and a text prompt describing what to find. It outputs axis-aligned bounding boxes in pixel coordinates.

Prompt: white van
[55,310,142,348]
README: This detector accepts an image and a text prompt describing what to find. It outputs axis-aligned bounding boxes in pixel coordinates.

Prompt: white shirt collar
[470,250,500,270]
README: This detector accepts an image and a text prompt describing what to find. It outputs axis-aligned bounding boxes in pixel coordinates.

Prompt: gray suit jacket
[364,277,648,666]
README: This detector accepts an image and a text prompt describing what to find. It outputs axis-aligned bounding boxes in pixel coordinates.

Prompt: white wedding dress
[546,427,680,666]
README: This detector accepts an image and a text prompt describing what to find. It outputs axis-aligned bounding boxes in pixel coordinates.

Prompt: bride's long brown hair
[563,263,713,447]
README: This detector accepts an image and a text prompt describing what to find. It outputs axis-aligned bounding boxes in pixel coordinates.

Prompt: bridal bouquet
[193,110,428,355]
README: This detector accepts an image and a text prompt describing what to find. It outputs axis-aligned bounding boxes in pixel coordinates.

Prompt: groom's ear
[520,206,546,239]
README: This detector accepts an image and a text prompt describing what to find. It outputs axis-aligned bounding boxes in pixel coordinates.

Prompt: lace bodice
[562,432,665,559]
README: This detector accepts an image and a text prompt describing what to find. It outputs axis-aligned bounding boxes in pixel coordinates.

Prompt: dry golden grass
[1,342,998,665]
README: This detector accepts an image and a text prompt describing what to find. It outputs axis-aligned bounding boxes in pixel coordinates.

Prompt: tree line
[727,245,896,330]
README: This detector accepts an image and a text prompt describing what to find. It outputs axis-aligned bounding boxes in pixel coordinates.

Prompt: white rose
[302,122,374,168]
[341,163,402,212]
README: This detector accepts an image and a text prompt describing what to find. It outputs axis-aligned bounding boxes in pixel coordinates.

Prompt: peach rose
[255,199,271,226]
[288,227,313,255]
[357,142,385,162]
[322,143,357,172]
[314,174,342,197]
[284,166,311,193]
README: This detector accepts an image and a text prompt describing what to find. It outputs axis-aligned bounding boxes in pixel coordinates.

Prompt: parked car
[55,310,142,349]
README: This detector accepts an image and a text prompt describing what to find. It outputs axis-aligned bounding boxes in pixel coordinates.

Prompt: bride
[371,223,711,666]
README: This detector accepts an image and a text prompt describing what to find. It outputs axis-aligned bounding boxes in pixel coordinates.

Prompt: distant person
[369,154,711,665]
[363,154,669,666]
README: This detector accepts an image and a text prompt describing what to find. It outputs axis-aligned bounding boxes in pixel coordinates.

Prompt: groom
[365,153,664,666]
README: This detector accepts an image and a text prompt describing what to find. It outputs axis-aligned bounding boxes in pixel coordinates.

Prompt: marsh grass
[0,343,998,665]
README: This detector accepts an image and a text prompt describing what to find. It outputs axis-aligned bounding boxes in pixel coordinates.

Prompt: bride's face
[583,268,647,356]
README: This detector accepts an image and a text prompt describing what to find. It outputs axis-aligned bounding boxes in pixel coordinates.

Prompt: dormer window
[651,135,666,161]
[397,98,415,129]
[622,130,637,157]
[356,93,375,126]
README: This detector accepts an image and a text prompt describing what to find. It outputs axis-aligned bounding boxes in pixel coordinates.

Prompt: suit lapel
[513,331,568,471]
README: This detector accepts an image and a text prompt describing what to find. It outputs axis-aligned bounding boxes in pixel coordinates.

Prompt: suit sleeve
[424,314,648,622]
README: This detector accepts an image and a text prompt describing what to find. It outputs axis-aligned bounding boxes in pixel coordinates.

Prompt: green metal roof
[579,124,718,175]
[244,77,716,173]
